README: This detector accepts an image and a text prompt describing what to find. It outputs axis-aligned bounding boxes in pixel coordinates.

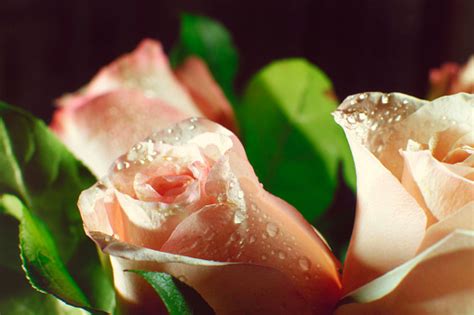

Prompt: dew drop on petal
[298,257,311,271]
[249,235,256,244]
[233,211,246,224]
[261,254,268,261]
[358,93,368,100]
[266,223,279,237]
[278,251,286,259]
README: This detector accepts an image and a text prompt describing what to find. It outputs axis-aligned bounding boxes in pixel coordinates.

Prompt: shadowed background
[1,0,473,122]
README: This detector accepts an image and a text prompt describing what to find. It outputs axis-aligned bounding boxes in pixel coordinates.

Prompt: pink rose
[78,118,342,314]
[427,55,474,100]
[51,39,236,178]
[333,92,474,314]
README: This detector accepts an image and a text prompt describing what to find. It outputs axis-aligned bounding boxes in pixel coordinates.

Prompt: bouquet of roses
[0,14,472,315]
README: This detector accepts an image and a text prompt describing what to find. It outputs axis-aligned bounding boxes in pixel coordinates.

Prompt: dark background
[0,0,473,122]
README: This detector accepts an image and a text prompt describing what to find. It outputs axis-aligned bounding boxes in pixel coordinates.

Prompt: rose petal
[175,56,237,132]
[110,255,311,315]
[417,202,474,252]
[339,136,426,294]
[91,233,314,314]
[57,39,200,117]
[335,230,474,315]
[401,150,474,221]
[51,90,187,177]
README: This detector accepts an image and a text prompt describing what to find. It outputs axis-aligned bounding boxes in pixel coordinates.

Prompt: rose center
[150,174,194,198]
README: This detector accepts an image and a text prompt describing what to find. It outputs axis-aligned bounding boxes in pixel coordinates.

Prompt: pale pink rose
[78,118,342,314]
[333,92,474,314]
[51,39,236,178]
[427,55,474,100]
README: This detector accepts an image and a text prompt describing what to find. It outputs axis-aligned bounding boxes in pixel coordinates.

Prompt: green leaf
[0,102,114,313]
[129,271,192,315]
[0,195,93,311]
[0,102,95,260]
[0,266,88,315]
[171,13,239,103]
[239,59,355,222]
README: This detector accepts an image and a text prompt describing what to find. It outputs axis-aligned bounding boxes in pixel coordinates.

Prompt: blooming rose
[333,92,474,314]
[428,55,474,100]
[78,118,342,314]
[51,39,236,178]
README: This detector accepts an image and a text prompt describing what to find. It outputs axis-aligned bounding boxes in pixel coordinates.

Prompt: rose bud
[333,92,474,313]
[78,118,342,314]
[427,55,474,100]
[51,39,236,177]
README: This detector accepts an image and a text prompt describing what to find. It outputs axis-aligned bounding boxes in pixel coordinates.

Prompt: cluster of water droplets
[334,92,421,156]
[114,117,201,171]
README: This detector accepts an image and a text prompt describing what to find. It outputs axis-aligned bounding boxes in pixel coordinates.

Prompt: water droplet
[178,275,187,282]
[358,112,367,121]
[381,94,389,104]
[347,115,356,124]
[261,255,268,261]
[238,191,244,199]
[167,128,173,134]
[402,99,409,105]
[249,236,256,243]
[188,124,196,130]
[278,251,286,259]
[384,110,391,116]
[358,93,368,100]
[266,223,279,237]
[298,257,311,271]
[370,122,379,131]
[116,161,125,170]
[175,136,180,141]
[394,114,402,122]
[233,211,246,224]
[190,117,198,123]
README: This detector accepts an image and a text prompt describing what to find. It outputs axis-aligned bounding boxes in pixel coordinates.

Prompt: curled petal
[401,150,474,221]
[57,39,200,116]
[51,90,187,177]
[335,230,474,315]
[339,136,426,293]
[418,202,474,252]
[175,57,237,132]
